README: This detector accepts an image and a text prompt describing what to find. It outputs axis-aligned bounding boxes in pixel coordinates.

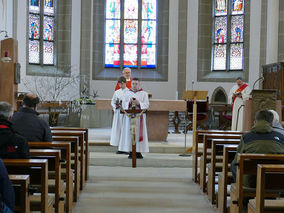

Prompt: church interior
[0,0,284,212]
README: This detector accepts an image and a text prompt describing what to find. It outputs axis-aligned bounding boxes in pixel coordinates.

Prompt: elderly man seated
[12,93,52,142]
[0,102,29,159]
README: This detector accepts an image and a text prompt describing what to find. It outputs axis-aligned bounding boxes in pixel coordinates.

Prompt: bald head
[23,93,40,108]
[122,68,131,80]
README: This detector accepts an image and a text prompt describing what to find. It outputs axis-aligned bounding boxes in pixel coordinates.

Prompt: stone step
[89,152,192,168]
[89,142,187,154]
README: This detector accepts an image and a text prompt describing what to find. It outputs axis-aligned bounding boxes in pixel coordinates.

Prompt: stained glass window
[28,0,56,65]
[104,0,157,69]
[212,0,245,71]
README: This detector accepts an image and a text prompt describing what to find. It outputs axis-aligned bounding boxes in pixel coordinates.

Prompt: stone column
[266,0,279,64]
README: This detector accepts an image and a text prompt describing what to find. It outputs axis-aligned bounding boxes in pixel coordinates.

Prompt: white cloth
[119,90,149,153]
[228,84,251,131]
[110,88,129,146]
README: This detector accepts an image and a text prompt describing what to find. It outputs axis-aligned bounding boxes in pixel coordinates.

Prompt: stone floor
[72,166,215,213]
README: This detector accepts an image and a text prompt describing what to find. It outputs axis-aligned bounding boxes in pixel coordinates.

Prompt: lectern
[182,90,208,154]
[0,38,19,109]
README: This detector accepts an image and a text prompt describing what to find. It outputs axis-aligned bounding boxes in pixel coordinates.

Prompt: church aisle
[72,166,214,213]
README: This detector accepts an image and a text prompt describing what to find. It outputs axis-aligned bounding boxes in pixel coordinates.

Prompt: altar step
[89,152,192,168]
[89,142,187,154]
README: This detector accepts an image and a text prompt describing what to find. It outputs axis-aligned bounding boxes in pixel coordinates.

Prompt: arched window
[28,0,56,65]
[105,0,157,69]
[212,0,245,71]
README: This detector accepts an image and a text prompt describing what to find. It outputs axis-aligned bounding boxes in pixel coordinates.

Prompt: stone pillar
[266,0,279,64]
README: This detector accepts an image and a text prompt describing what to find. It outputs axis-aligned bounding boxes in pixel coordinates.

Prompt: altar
[96,99,187,141]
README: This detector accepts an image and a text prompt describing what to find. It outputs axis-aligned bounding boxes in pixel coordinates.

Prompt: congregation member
[269,109,284,135]
[115,68,132,91]
[0,159,15,213]
[119,78,149,159]
[12,93,52,142]
[0,102,30,159]
[229,77,251,131]
[110,76,130,154]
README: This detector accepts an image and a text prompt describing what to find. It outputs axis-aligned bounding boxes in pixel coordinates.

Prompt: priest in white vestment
[110,77,130,152]
[229,77,251,131]
[119,78,149,159]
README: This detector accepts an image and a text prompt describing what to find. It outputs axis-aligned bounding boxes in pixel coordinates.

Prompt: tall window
[212,0,244,71]
[105,0,157,69]
[28,0,56,65]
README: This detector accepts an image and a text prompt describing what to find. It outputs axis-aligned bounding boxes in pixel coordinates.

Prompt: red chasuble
[115,79,132,91]
[232,83,248,104]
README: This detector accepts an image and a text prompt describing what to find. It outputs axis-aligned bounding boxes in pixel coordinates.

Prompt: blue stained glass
[124,20,138,44]
[44,16,54,41]
[29,14,40,39]
[142,20,156,44]
[105,20,120,43]
[106,0,121,19]
[141,44,156,68]
[124,0,138,19]
[232,0,244,15]
[44,0,55,15]
[142,0,156,19]
[30,0,40,13]
[231,15,244,42]
[105,44,120,68]
[215,16,227,43]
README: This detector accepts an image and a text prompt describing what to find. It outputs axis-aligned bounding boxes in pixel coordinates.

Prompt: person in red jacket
[115,68,132,91]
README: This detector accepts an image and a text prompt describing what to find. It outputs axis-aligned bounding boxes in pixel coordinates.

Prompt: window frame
[211,0,245,72]
[28,0,57,67]
[104,0,158,70]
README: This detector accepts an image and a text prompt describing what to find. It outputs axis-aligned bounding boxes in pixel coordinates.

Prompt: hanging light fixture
[0,30,11,63]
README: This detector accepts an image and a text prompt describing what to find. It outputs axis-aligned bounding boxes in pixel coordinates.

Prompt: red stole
[232,83,248,104]
[0,125,9,129]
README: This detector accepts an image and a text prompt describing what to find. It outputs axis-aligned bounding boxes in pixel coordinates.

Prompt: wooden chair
[207,139,240,204]
[248,164,284,213]
[192,130,243,183]
[9,175,30,213]
[52,130,86,189]
[199,134,242,192]
[29,149,64,213]
[51,127,89,180]
[51,136,80,202]
[186,97,209,131]
[230,154,284,213]
[3,159,52,213]
[28,142,73,212]
[217,145,238,213]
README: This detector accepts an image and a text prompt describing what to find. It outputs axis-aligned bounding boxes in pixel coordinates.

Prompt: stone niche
[211,87,228,104]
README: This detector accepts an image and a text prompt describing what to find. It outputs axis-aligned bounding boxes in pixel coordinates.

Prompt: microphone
[192,80,194,91]
[252,75,264,91]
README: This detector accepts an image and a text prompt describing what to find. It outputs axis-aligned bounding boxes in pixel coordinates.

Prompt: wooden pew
[51,136,80,202]
[51,127,89,180]
[217,145,238,213]
[193,130,243,183]
[207,139,240,204]
[3,159,52,213]
[199,133,242,192]
[9,175,30,213]
[230,154,284,213]
[28,142,73,212]
[51,130,86,189]
[248,164,284,213]
[29,149,64,213]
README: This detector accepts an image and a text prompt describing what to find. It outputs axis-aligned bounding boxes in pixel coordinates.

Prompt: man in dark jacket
[231,110,284,186]
[0,102,30,159]
[12,93,52,142]
[0,159,15,212]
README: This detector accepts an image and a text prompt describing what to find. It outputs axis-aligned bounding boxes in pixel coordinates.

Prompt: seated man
[0,158,15,212]
[231,110,284,184]
[118,78,149,159]
[269,109,284,136]
[0,102,29,159]
[12,93,52,142]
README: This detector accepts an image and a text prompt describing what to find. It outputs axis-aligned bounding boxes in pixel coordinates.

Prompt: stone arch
[211,87,228,104]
